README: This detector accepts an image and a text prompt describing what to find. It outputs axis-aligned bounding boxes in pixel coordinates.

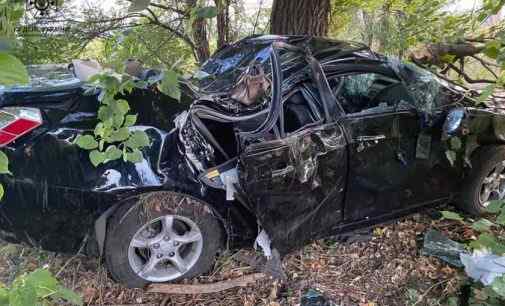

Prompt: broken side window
[283,89,320,134]
[329,72,415,114]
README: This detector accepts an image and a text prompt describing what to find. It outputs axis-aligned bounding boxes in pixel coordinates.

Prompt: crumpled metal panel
[238,122,347,254]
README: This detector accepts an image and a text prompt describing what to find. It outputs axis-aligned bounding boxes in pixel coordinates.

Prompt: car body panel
[238,121,347,252]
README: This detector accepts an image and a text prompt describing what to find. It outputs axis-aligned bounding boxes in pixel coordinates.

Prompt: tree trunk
[187,0,210,64]
[215,0,230,50]
[377,1,391,53]
[192,17,210,63]
[270,0,330,36]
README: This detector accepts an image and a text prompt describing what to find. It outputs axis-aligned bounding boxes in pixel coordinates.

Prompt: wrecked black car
[1,35,505,288]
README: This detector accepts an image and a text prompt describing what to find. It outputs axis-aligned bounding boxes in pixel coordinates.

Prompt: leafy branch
[75,67,181,167]
[74,74,151,166]
[0,268,82,306]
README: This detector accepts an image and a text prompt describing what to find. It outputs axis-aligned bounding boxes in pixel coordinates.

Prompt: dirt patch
[0,211,465,306]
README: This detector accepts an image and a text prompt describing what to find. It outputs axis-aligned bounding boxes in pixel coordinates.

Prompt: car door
[332,70,452,222]
[237,87,348,253]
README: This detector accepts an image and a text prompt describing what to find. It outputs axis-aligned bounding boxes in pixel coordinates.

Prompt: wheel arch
[93,189,255,256]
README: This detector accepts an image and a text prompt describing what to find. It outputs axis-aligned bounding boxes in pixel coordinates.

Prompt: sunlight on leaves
[0,52,28,86]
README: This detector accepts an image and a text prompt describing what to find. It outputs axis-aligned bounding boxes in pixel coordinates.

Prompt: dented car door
[238,121,347,253]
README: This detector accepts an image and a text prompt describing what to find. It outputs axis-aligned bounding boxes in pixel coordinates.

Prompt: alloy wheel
[127,215,203,282]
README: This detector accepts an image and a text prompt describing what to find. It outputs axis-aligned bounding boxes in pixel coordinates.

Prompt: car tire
[459,145,505,215]
[104,192,224,288]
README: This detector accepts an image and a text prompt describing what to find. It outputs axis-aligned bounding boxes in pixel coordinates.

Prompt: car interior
[330,72,416,114]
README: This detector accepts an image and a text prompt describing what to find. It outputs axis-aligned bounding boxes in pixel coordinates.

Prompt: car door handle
[355,135,386,142]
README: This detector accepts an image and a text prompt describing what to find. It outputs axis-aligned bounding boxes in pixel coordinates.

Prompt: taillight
[0,107,42,147]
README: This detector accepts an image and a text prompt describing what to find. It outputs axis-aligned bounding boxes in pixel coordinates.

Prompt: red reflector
[0,132,17,145]
[3,119,40,135]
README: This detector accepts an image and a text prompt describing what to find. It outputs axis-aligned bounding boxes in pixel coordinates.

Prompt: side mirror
[442,107,465,138]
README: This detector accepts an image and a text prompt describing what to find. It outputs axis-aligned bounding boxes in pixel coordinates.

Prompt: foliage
[74,74,151,166]
[98,27,195,72]
[331,0,471,57]
[439,201,505,304]
[0,52,29,85]
[440,210,464,221]
[0,268,82,306]
[75,66,181,167]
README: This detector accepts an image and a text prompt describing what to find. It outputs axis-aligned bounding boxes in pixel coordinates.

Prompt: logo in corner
[27,0,61,16]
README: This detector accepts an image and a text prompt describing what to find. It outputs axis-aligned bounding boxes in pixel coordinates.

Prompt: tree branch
[447,63,496,84]
[471,55,499,78]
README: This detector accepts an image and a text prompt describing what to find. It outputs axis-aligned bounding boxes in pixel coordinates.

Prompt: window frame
[325,65,417,117]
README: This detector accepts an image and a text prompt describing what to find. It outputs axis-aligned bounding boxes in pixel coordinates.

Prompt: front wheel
[459,146,505,215]
[105,192,225,288]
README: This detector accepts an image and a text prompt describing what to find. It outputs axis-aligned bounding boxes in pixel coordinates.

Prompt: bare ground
[0,210,468,306]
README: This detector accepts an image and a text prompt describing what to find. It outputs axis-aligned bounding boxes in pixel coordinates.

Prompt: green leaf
[105,145,122,161]
[97,105,114,122]
[24,269,57,297]
[440,210,463,221]
[0,285,8,306]
[112,113,125,129]
[54,286,83,306]
[125,149,143,163]
[470,233,505,255]
[484,41,501,59]
[440,54,456,63]
[74,135,98,150]
[158,70,181,101]
[94,123,105,138]
[0,150,11,175]
[118,79,136,94]
[496,211,505,226]
[0,184,4,201]
[491,275,505,298]
[486,200,505,214]
[107,127,129,142]
[0,52,29,86]
[89,150,106,167]
[477,84,496,104]
[124,114,137,127]
[115,99,130,115]
[9,278,37,306]
[125,131,150,148]
[445,150,457,166]
[194,6,218,19]
[449,137,462,150]
[472,218,494,232]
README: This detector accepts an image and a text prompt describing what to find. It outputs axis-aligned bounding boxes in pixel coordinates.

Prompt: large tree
[270,0,331,36]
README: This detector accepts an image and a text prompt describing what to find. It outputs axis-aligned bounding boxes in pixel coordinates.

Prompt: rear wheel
[459,146,505,215]
[105,192,224,288]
